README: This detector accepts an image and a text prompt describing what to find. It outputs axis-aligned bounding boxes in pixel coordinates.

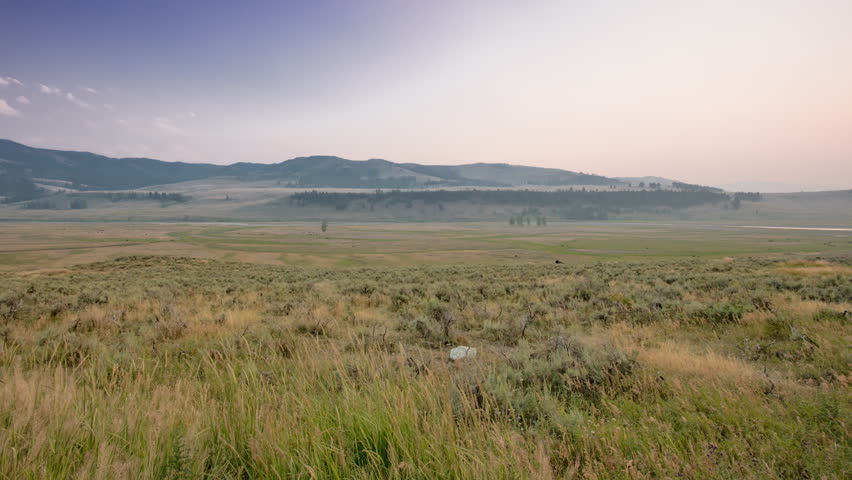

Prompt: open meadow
[2,221,851,271]
[0,222,849,478]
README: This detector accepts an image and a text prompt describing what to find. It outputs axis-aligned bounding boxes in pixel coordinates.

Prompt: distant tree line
[523,173,619,186]
[287,172,620,189]
[670,182,724,193]
[509,214,547,226]
[733,192,762,202]
[18,191,189,210]
[294,175,422,189]
[75,191,189,203]
[290,189,730,215]
[728,192,762,210]
[22,198,88,210]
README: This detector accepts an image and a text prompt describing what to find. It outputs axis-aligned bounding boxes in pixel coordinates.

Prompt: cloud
[16,95,30,104]
[153,117,187,135]
[83,87,98,94]
[0,76,23,87]
[39,84,61,95]
[0,99,21,117]
[66,92,92,109]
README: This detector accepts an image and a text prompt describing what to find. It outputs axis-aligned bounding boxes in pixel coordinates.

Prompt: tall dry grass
[0,255,848,478]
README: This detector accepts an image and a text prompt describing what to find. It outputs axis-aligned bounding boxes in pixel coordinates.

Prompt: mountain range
[1,138,642,201]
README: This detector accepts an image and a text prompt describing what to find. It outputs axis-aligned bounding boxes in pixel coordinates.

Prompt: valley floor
[2,221,851,271]
[0,223,849,478]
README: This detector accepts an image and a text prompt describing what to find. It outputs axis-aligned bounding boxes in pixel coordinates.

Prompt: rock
[449,346,477,361]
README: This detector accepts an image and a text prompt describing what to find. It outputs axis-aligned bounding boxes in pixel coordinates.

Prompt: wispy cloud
[16,95,30,105]
[66,92,92,109]
[0,76,23,87]
[83,87,98,94]
[39,84,61,95]
[153,117,187,135]
[0,99,22,117]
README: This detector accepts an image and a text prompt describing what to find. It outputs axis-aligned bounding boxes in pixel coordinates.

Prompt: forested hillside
[0,139,633,201]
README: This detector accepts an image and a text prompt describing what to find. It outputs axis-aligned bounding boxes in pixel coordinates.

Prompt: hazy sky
[1,0,850,191]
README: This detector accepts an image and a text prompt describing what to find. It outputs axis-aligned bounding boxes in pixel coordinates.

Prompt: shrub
[698,302,750,324]
[467,337,638,429]
[426,300,455,341]
[765,315,794,341]
[812,309,847,323]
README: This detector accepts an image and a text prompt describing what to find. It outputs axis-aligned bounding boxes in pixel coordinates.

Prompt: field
[2,222,851,271]
[0,222,850,478]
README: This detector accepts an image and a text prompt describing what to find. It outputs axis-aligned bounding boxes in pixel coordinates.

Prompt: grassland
[2,222,851,271]
[0,223,849,478]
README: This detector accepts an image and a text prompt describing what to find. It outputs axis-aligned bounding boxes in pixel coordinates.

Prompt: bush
[466,337,638,429]
[812,309,847,323]
[698,302,750,324]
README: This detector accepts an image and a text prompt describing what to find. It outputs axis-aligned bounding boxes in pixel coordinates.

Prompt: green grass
[1,222,851,273]
[157,223,852,260]
[0,252,849,478]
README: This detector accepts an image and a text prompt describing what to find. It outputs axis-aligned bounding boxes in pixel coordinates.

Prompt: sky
[1,0,851,191]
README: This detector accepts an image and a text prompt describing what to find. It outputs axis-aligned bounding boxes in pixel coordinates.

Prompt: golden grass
[641,342,764,388]
[776,260,852,276]
[0,252,849,478]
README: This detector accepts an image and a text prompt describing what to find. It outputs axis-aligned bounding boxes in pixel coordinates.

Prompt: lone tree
[321,219,328,232]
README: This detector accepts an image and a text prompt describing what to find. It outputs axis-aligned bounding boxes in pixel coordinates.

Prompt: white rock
[449,346,477,361]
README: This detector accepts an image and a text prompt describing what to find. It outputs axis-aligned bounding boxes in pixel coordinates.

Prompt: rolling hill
[0,139,623,201]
